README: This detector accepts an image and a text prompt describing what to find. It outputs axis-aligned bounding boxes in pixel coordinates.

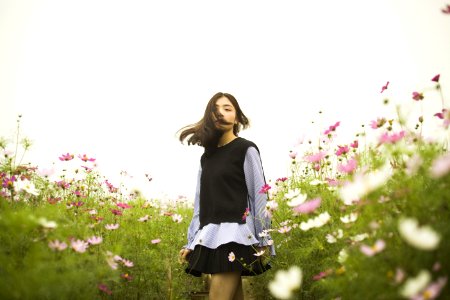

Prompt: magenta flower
[412,91,424,101]
[69,201,84,207]
[380,81,389,93]
[2,175,16,188]
[121,273,133,282]
[312,269,333,281]
[105,180,118,193]
[323,121,340,135]
[78,154,96,162]
[56,180,70,189]
[293,197,321,214]
[434,109,448,119]
[98,283,112,295]
[74,190,86,198]
[442,5,450,14]
[117,202,132,209]
[276,177,288,182]
[59,153,74,161]
[111,209,123,216]
[431,74,440,82]
[350,140,359,148]
[259,184,271,194]
[379,131,405,144]
[337,158,357,174]
[242,207,250,221]
[335,145,349,156]
[370,117,387,129]
[304,151,327,163]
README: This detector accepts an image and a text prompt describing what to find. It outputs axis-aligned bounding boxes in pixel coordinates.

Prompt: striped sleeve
[244,146,272,247]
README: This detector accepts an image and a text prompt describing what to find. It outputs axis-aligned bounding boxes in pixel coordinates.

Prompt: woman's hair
[178,92,250,148]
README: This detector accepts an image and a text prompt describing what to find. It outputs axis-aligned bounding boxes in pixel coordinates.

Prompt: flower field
[1,75,449,299]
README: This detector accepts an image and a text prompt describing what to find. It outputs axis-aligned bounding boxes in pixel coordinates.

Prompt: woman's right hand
[179,248,192,264]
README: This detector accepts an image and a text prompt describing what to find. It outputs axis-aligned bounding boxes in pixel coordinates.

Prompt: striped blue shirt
[183,147,276,257]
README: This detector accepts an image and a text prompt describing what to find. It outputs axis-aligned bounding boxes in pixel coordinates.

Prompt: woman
[178,92,275,300]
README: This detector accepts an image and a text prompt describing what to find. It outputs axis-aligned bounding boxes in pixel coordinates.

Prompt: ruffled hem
[185,242,272,277]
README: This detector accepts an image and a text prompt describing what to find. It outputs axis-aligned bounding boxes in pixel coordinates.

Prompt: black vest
[199,137,259,229]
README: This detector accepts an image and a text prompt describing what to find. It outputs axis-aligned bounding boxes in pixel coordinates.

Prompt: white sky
[1,0,449,200]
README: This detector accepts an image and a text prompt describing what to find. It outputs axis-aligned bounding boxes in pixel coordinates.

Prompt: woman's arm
[244,147,273,247]
[183,165,201,249]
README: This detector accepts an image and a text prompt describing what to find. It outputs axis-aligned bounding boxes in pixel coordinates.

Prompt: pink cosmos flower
[105,180,118,193]
[276,177,288,182]
[304,151,327,163]
[71,239,89,253]
[335,145,349,156]
[313,269,333,281]
[259,184,271,194]
[360,239,386,256]
[48,240,68,251]
[73,190,86,198]
[350,140,359,148]
[429,152,450,178]
[288,151,297,159]
[56,180,70,189]
[411,277,447,300]
[323,121,340,135]
[151,239,161,244]
[105,223,119,230]
[379,131,405,144]
[337,158,357,174]
[98,283,112,295]
[87,236,103,245]
[59,153,74,161]
[121,259,134,268]
[278,225,292,234]
[380,81,389,93]
[370,117,387,129]
[78,154,96,162]
[326,178,340,187]
[111,209,123,216]
[431,74,440,82]
[412,91,424,101]
[293,197,321,214]
[442,5,450,14]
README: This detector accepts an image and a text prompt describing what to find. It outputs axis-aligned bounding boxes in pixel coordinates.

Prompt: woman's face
[213,96,237,132]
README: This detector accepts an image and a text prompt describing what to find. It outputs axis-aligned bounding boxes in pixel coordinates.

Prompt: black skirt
[184,242,272,277]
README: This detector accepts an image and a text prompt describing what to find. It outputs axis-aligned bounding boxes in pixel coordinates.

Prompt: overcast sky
[1,0,449,201]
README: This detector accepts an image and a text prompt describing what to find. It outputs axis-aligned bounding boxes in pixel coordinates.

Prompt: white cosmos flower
[284,188,301,199]
[340,213,358,223]
[398,218,440,251]
[337,249,348,263]
[14,179,40,196]
[268,266,302,299]
[287,192,308,207]
[299,212,331,231]
[350,233,369,242]
[339,165,391,205]
[400,270,431,298]
[309,179,325,186]
[38,217,57,229]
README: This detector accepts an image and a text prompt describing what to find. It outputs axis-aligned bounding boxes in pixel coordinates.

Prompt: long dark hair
[178,92,250,148]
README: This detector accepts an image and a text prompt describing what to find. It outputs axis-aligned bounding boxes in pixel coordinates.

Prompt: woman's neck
[218,132,237,147]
